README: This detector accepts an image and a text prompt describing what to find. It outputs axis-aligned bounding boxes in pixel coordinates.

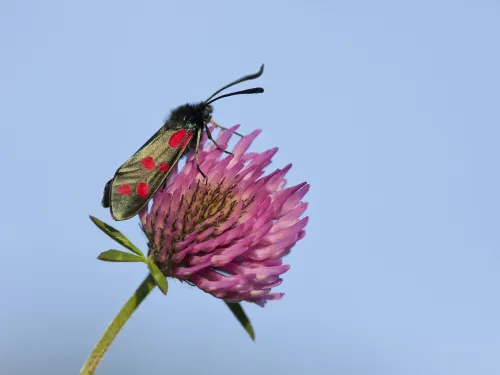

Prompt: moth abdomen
[101,179,112,208]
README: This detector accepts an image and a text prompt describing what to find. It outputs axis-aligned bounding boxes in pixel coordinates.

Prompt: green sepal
[97,250,146,263]
[89,215,145,257]
[147,261,168,295]
[225,301,255,340]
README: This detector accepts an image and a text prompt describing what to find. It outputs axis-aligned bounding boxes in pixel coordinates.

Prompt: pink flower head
[139,125,309,306]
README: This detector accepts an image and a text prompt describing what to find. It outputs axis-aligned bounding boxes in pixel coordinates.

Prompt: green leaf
[97,250,147,263]
[147,261,168,295]
[225,301,255,340]
[89,215,145,258]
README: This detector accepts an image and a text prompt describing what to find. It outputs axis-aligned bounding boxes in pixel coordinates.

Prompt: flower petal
[141,127,309,305]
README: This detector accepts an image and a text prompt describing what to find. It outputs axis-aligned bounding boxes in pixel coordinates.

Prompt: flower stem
[80,274,156,375]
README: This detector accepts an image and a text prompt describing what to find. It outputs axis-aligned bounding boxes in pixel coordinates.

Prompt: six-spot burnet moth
[101,65,265,221]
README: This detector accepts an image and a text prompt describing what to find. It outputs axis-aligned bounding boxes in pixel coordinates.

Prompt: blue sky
[1,1,499,374]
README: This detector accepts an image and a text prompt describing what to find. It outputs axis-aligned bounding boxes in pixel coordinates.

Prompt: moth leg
[195,127,207,179]
[205,124,233,155]
[210,119,243,137]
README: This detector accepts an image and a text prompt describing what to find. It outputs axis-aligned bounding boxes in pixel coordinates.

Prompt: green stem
[80,274,156,375]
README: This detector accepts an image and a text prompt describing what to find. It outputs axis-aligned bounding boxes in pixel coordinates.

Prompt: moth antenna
[195,128,207,179]
[210,119,243,137]
[205,64,264,102]
[206,87,264,105]
[205,125,233,155]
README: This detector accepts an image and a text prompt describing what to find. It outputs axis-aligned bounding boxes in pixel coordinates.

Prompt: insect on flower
[140,125,309,306]
[102,65,265,221]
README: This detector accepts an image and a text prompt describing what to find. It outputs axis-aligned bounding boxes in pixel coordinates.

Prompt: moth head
[203,104,213,125]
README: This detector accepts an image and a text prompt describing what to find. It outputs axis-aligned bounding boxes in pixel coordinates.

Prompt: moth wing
[108,127,194,220]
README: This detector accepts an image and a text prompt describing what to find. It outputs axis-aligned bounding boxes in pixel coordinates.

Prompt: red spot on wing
[180,132,194,151]
[136,182,150,198]
[168,130,194,150]
[158,163,170,172]
[117,184,132,196]
[168,130,187,148]
[141,156,156,170]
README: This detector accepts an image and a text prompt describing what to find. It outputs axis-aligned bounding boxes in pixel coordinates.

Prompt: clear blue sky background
[1,1,499,374]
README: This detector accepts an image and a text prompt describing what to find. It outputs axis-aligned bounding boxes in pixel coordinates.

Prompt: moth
[102,65,265,221]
